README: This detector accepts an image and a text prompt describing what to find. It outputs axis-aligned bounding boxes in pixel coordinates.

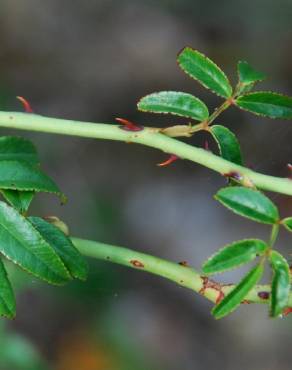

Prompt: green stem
[0,112,291,196]
[269,224,280,247]
[72,237,292,306]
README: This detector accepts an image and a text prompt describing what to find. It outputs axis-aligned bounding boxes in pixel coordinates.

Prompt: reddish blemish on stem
[130,259,144,268]
[157,154,179,167]
[258,291,270,300]
[242,300,251,305]
[115,118,143,132]
[178,261,188,267]
[16,96,33,113]
[223,171,243,182]
[199,276,225,304]
[204,140,211,152]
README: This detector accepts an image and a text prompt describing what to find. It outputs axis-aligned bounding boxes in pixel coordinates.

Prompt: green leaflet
[0,136,38,164]
[212,263,264,319]
[281,217,292,232]
[1,190,34,214]
[177,47,232,98]
[0,137,39,212]
[0,160,62,196]
[210,125,243,165]
[0,258,16,318]
[215,186,279,224]
[236,92,292,119]
[237,61,266,85]
[202,239,267,275]
[29,217,88,281]
[269,251,290,317]
[0,201,71,285]
[137,91,209,121]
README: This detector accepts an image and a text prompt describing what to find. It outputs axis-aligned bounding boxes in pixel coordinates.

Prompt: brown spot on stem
[199,276,225,304]
[223,171,243,182]
[178,261,188,267]
[258,291,270,300]
[130,260,144,268]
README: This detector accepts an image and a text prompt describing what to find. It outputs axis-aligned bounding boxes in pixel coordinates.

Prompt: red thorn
[204,140,210,151]
[283,307,292,316]
[287,164,292,179]
[115,117,143,132]
[223,171,243,182]
[16,96,33,113]
[157,154,179,167]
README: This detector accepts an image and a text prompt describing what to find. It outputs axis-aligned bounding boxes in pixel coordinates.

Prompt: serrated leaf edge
[177,47,232,98]
[214,186,279,225]
[137,90,209,121]
[202,238,267,275]
[235,91,292,120]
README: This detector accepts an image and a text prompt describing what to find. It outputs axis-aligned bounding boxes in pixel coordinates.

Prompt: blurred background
[0,1,292,369]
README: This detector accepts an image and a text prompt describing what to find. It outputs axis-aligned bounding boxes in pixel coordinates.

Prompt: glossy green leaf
[0,201,71,285]
[0,137,39,212]
[210,125,243,165]
[0,136,38,164]
[177,47,232,98]
[1,190,34,214]
[0,258,15,318]
[281,217,292,232]
[236,92,292,119]
[0,160,62,196]
[137,91,209,121]
[202,239,267,275]
[237,61,266,85]
[29,217,88,281]
[212,263,264,319]
[215,186,279,224]
[269,251,290,317]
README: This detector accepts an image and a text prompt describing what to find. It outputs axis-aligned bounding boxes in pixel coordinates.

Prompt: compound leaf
[137,91,209,121]
[29,217,88,281]
[202,239,267,275]
[210,125,243,165]
[269,251,290,317]
[177,47,232,98]
[236,92,292,119]
[0,201,71,285]
[212,263,264,319]
[215,186,279,224]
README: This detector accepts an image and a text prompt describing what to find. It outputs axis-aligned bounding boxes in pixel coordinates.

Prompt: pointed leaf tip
[177,47,232,98]
[237,61,266,85]
[212,263,264,319]
[137,91,209,121]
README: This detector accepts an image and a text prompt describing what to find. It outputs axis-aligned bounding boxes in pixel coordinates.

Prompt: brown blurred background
[0,1,292,369]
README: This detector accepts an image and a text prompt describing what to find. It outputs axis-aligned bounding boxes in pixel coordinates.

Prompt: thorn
[287,163,292,179]
[204,140,211,151]
[16,96,33,113]
[115,117,143,132]
[157,154,179,167]
[223,171,243,182]
[178,261,188,267]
